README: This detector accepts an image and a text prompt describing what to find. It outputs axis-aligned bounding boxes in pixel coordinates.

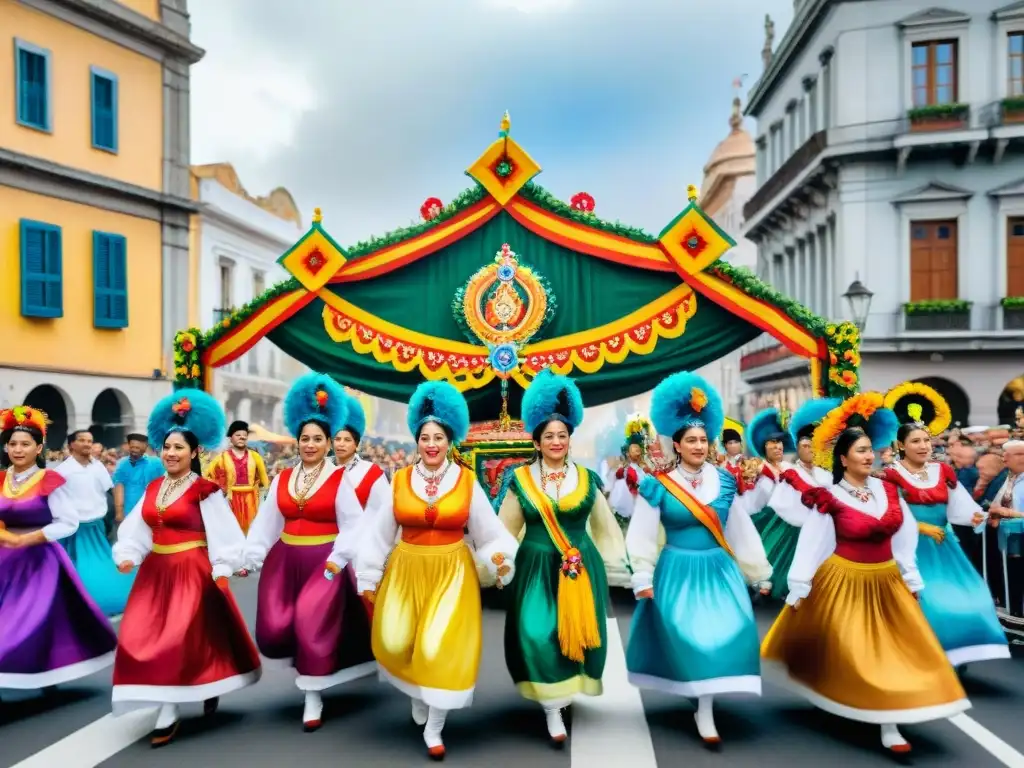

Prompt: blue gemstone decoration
[496,263,516,282]
[489,343,519,375]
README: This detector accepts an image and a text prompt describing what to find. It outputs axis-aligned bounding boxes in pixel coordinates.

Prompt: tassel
[555,549,602,663]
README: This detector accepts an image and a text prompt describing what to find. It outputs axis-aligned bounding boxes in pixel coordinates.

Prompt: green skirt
[504,536,607,704]
[753,507,799,601]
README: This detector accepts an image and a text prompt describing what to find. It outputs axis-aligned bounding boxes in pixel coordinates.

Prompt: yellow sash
[515,465,601,663]
[655,472,735,557]
[917,521,946,543]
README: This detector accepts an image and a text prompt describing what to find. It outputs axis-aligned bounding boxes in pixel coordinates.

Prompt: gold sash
[655,472,735,557]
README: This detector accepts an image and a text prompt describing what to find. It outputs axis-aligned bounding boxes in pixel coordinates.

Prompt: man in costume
[205,421,269,535]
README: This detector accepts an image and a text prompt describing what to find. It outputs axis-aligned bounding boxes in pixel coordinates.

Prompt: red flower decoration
[420,197,444,221]
[681,229,707,257]
[315,389,328,408]
[570,192,595,213]
[303,248,326,275]
[171,397,192,416]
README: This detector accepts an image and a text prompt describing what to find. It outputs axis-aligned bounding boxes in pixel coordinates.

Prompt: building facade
[189,163,306,434]
[741,0,1024,427]
[696,96,759,421]
[0,0,202,448]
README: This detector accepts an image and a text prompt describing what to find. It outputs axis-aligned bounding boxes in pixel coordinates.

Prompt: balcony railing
[745,130,827,221]
[900,104,971,134]
[978,99,1024,129]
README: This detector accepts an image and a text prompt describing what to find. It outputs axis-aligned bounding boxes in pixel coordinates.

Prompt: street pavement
[2,580,1024,767]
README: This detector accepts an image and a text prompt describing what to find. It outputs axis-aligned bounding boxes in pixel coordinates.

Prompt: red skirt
[112,547,261,711]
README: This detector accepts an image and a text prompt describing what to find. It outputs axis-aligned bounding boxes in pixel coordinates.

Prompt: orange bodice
[393,464,473,546]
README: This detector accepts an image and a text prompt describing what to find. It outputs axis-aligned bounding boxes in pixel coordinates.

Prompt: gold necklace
[900,460,928,481]
[5,467,40,497]
[293,460,326,511]
[157,472,194,513]
[540,461,568,500]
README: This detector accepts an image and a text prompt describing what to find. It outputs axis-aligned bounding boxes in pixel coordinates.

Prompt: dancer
[881,382,1008,667]
[56,429,134,615]
[356,380,518,761]
[0,406,117,690]
[761,392,970,755]
[332,391,389,512]
[755,398,840,600]
[625,371,772,745]
[244,374,375,731]
[608,413,655,523]
[205,420,269,535]
[112,390,260,747]
[498,370,627,745]
[744,407,795,525]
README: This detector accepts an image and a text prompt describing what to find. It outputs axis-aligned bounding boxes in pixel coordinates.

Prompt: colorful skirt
[63,518,134,616]
[761,555,971,723]
[255,538,375,691]
[753,509,800,602]
[505,535,605,704]
[626,545,761,697]
[0,542,117,688]
[372,539,482,710]
[111,546,261,712]
[916,525,1009,665]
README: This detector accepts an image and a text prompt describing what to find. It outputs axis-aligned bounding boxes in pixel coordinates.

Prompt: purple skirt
[0,542,117,688]
[255,540,374,690]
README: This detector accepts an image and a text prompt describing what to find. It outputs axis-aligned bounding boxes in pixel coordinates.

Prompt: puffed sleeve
[946,481,984,527]
[467,482,518,586]
[785,510,837,605]
[768,471,814,527]
[328,476,369,569]
[41,481,80,542]
[112,495,152,565]
[625,493,661,594]
[587,490,628,570]
[200,491,247,579]
[354,488,398,593]
[244,475,285,571]
[744,471,777,512]
[725,495,773,586]
[497,490,526,540]
[894,498,924,593]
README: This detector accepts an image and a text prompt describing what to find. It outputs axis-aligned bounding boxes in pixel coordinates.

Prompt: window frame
[14,39,53,133]
[910,39,959,108]
[90,66,119,154]
[901,21,968,113]
[19,219,63,319]
[895,199,967,311]
[996,14,1024,100]
[908,219,959,301]
[92,231,129,329]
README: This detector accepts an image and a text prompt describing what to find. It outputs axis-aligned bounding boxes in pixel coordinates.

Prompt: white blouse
[891,462,983,527]
[8,468,81,542]
[625,464,773,595]
[785,475,923,606]
[355,462,519,593]
[607,461,647,519]
[113,477,245,580]
[767,463,834,528]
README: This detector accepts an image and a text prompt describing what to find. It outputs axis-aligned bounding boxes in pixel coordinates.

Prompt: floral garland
[570,192,596,214]
[823,321,860,398]
[811,390,884,468]
[420,197,444,221]
[173,327,204,388]
[201,278,303,348]
[517,182,657,243]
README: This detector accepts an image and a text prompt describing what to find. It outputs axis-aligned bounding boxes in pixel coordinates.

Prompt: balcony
[903,104,969,133]
[857,304,1024,352]
[744,131,827,222]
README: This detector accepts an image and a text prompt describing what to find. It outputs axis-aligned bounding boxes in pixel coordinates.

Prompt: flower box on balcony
[907,104,968,132]
[903,300,971,332]
[1001,297,1024,329]
[1002,98,1024,125]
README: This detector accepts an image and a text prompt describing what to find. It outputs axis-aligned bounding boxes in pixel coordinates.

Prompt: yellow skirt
[371,539,482,709]
[761,555,970,724]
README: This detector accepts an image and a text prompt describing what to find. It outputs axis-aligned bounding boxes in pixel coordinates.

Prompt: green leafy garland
[517,182,659,243]
[173,327,204,389]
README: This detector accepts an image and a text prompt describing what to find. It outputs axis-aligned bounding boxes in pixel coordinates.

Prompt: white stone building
[191,164,306,433]
[739,0,1024,427]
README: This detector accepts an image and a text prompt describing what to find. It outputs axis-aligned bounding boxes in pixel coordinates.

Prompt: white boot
[694,695,720,744]
[303,691,323,731]
[545,706,567,744]
[424,706,447,760]
[411,697,428,726]
[880,724,910,753]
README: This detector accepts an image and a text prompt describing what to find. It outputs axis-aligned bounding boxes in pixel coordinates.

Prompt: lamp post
[842,276,874,332]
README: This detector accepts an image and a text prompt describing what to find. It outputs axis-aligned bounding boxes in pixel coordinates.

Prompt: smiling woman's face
[418,422,449,469]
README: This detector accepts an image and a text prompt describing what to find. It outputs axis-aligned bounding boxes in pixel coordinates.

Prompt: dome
[699,97,755,214]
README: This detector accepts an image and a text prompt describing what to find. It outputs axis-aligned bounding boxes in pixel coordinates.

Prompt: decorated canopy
[173,114,861,423]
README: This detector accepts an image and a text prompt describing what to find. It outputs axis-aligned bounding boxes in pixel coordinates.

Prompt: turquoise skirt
[63,519,134,616]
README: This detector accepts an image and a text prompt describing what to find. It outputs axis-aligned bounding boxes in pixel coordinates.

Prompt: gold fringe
[556,566,602,663]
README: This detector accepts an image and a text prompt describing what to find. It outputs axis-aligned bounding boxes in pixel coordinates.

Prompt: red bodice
[277,467,344,537]
[353,462,384,508]
[881,463,956,505]
[141,477,220,546]
[802,481,904,563]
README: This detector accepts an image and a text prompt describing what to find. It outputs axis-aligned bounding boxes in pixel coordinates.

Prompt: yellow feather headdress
[883,381,951,437]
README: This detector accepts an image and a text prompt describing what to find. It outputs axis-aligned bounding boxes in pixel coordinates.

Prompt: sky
[188,0,795,244]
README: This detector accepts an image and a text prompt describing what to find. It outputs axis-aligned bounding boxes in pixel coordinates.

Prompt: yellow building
[0,0,204,447]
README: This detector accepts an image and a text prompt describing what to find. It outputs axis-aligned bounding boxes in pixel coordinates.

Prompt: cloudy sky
[188,0,794,243]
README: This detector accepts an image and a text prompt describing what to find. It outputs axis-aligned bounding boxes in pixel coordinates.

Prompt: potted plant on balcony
[902,299,971,331]
[1002,97,1024,124]
[1001,296,1024,329]
[906,103,969,131]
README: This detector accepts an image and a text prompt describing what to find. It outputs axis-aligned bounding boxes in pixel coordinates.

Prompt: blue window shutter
[20,219,62,318]
[90,68,118,152]
[93,232,127,328]
[14,40,51,132]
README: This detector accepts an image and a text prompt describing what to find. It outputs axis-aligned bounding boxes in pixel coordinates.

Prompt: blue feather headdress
[407,381,470,443]
[747,408,796,458]
[790,397,842,444]
[521,368,584,435]
[339,391,367,441]
[649,371,723,444]
[147,389,225,450]
[283,373,348,438]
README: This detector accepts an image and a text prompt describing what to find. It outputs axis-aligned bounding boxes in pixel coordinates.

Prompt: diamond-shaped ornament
[277,208,348,292]
[466,113,542,206]
[658,194,735,275]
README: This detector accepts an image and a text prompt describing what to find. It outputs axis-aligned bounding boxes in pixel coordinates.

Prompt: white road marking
[949,714,1024,767]
[8,709,157,768]
[571,619,658,767]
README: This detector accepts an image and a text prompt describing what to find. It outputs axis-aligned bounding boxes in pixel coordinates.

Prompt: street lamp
[842,276,874,331]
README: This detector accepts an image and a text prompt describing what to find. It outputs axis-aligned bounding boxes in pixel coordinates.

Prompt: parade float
[171,112,859,518]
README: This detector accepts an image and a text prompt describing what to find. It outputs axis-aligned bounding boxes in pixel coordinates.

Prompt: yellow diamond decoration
[466,136,542,206]
[277,221,348,292]
[657,201,735,275]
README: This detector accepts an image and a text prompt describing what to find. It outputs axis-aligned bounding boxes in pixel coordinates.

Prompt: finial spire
[762,15,775,70]
[312,207,322,224]
[499,110,511,138]
[687,184,698,202]
[730,76,746,132]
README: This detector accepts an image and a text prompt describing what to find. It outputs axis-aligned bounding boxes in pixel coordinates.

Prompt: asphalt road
[2,580,1023,767]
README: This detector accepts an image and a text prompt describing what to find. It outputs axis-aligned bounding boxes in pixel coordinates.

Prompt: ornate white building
[190,164,306,433]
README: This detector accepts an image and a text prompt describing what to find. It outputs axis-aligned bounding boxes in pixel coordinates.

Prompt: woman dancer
[357,380,518,760]
[0,406,117,690]
[244,374,375,731]
[498,370,626,745]
[608,413,655,524]
[761,392,970,755]
[745,407,795,525]
[332,391,389,512]
[625,371,772,745]
[755,398,839,600]
[881,382,1008,667]
[112,390,261,747]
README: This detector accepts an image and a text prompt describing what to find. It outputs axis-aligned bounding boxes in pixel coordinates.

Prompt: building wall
[117,0,161,20]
